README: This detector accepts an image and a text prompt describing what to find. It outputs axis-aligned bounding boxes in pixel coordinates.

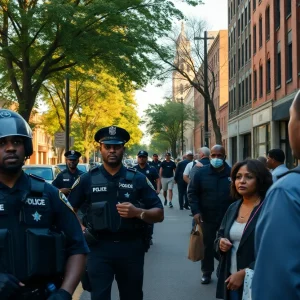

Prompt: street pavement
[76,188,218,300]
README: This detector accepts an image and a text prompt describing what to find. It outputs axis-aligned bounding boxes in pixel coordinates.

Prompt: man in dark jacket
[188,145,232,284]
[174,151,194,210]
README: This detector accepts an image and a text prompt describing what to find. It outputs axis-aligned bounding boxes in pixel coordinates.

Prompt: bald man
[252,90,300,299]
[188,145,232,284]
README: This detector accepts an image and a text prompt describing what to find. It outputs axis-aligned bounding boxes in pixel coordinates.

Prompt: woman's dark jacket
[214,199,263,300]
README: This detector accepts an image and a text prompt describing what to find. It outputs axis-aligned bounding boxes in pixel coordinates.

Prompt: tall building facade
[228,0,252,165]
[251,0,300,168]
[194,30,229,151]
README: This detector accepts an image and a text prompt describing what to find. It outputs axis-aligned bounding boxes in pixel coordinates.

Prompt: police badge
[109,126,116,136]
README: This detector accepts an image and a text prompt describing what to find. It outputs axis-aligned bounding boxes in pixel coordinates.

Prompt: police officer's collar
[100,164,126,179]
[0,171,30,192]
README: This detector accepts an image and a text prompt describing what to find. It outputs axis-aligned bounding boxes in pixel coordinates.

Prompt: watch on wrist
[140,211,145,220]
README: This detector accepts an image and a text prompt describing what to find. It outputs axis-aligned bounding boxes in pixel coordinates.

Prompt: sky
[137,0,228,144]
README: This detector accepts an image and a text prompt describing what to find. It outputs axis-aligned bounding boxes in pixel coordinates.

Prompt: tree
[0,0,203,121]
[41,70,142,162]
[144,100,197,158]
[154,20,226,144]
[149,133,170,155]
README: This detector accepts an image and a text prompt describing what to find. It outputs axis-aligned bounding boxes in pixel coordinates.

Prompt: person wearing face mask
[188,145,233,285]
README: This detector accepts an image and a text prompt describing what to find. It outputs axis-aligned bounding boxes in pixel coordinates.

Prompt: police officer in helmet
[0,109,89,299]
[68,125,164,300]
[52,150,84,196]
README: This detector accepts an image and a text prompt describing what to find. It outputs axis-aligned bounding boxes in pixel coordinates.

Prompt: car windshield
[23,168,53,180]
[77,164,88,173]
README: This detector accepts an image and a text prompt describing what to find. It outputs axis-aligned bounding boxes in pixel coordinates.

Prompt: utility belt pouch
[89,201,111,231]
[0,229,14,273]
[26,228,65,278]
[83,228,98,246]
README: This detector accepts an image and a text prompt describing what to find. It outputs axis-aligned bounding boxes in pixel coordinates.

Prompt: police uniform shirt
[0,172,89,257]
[68,165,163,211]
[149,160,162,173]
[160,160,176,178]
[52,167,85,189]
[134,164,159,189]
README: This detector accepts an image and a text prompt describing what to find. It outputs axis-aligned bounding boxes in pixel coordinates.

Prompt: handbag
[187,224,204,262]
[242,268,254,300]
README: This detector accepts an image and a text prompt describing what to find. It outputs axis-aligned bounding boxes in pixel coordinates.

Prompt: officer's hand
[47,288,72,300]
[0,273,24,297]
[193,213,203,225]
[60,188,71,196]
[116,202,139,218]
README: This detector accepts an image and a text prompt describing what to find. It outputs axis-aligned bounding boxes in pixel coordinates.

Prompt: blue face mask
[210,158,224,168]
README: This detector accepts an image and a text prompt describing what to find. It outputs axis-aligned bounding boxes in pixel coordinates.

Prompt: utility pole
[181,97,184,156]
[65,76,70,152]
[194,31,214,148]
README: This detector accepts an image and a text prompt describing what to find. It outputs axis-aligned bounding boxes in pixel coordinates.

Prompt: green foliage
[144,99,198,157]
[41,70,142,161]
[0,0,203,121]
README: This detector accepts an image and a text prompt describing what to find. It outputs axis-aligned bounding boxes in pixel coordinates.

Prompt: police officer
[68,126,164,300]
[0,109,89,300]
[149,153,162,173]
[52,150,84,196]
[135,150,161,194]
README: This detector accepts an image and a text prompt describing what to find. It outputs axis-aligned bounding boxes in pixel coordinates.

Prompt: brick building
[227,0,300,168]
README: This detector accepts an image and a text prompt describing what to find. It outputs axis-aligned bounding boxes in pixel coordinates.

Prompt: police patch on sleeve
[59,191,74,213]
[71,177,80,189]
[146,178,155,191]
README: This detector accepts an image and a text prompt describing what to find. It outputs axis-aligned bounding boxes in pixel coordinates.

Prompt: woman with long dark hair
[215,159,272,300]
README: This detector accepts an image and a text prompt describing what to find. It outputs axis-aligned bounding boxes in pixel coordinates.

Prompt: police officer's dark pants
[201,221,219,275]
[177,183,188,209]
[87,239,145,300]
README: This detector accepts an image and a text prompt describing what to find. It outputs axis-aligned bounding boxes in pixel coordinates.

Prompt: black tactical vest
[0,175,65,282]
[87,167,145,233]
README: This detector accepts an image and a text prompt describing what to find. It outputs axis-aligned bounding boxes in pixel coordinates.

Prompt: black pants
[177,183,188,209]
[201,221,220,274]
[87,239,145,300]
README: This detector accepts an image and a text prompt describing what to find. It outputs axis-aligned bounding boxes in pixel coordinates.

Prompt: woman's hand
[225,269,245,291]
[219,238,232,252]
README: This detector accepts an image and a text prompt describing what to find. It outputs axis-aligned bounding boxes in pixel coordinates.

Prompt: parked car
[22,165,61,184]
[56,163,90,173]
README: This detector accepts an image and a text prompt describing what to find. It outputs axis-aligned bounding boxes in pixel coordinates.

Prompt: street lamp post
[65,76,70,152]
[181,97,184,156]
[194,31,214,148]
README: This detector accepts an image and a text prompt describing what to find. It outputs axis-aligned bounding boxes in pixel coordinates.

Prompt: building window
[245,77,249,104]
[249,34,251,57]
[254,70,257,100]
[287,30,293,81]
[239,82,242,107]
[238,48,241,69]
[275,0,280,29]
[253,25,257,54]
[233,87,236,111]
[254,123,271,158]
[238,18,241,36]
[249,73,252,101]
[259,65,263,98]
[243,133,252,159]
[231,137,238,165]
[245,7,248,26]
[266,59,271,93]
[241,12,244,32]
[286,0,291,17]
[253,0,256,11]
[248,0,251,21]
[259,16,263,48]
[276,42,281,87]
[265,6,270,40]
[245,38,248,61]
[242,80,245,106]
[242,43,244,66]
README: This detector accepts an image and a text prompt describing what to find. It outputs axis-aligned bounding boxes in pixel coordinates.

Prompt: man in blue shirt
[252,90,300,299]
[266,148,289,182]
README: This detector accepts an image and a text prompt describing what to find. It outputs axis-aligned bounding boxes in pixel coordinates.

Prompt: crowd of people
[1,90,300,300]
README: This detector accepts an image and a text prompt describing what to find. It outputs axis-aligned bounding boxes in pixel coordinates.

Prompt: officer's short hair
[268,149,285,163]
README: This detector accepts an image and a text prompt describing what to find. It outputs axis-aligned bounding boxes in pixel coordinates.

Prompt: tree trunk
[171,141,177,159]
[207,96,222,145]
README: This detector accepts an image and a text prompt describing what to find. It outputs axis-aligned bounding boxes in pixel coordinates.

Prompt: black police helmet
[0,109,33,157]
[94,126,130,145]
